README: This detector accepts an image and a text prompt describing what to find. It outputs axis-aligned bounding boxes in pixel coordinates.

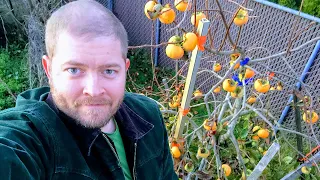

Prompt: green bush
[278,0,297,9]
[269,0,279,3]
[269,0,320,17]
[302,0,320,17]
[0,42,28,110]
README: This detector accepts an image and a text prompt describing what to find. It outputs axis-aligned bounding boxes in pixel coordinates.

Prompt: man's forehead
[57,31,117,46]
[54,32,120,54]
[50,31,123,65]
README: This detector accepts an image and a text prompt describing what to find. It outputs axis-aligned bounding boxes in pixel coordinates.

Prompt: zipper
[87,132,101,156]
[133,141,138,180]
[102,133,121,165]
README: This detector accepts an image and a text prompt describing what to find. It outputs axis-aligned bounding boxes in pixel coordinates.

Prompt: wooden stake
[174,18,210,139]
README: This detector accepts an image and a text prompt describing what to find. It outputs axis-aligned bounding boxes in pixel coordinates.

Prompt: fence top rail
[254,0,320,23]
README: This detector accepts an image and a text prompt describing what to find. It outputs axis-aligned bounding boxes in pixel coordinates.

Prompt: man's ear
[125,58,130,71]
[42,55,52,81]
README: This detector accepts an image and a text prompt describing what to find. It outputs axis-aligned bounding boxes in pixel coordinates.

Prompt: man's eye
[104,69,115,75]
[67,68,80,75]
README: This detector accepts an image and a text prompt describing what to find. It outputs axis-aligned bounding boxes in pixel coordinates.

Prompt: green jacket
[0,87,178,180]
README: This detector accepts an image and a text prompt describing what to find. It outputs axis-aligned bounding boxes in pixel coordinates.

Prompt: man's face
[43,32,130,128]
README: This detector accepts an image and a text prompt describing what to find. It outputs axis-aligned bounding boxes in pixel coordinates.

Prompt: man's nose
[83,73,105,97]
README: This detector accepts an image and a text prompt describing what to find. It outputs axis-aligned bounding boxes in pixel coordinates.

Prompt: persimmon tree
[131,0,320,179]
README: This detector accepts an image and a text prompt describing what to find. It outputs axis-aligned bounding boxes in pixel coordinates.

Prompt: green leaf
[244,158,250,164]
[240,128,249,139]
[283,156,293,164]
[234,127,241,139]
[249,157,256,164]
[248,149,260,160]
[243,118,249,128]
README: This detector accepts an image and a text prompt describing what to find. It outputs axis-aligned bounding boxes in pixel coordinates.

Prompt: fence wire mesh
[95,0,109,8]
[114,1,320,139]
[112,0,154,46]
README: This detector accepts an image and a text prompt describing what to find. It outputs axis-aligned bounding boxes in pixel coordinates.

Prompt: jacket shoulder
[0,105,53,178]
[0,103,41,119]
[0,103,53,151]
[124,92,161,120]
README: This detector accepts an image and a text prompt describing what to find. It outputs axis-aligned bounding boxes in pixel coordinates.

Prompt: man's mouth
[84,104,107,106]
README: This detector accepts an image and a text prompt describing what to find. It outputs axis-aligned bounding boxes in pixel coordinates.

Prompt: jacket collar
[45,93,154,155]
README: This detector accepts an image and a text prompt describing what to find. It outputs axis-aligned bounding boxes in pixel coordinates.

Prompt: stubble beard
[50,84,123,129]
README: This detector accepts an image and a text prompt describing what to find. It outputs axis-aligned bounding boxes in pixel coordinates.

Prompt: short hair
[45,0,128,59]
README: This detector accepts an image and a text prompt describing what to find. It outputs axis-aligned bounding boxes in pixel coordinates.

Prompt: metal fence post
[276,41,320,129]
[108,0,113,12]
[154,0,162,67]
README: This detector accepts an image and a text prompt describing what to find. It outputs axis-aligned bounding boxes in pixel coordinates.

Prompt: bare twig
[251,36,320,62]
[227,0,253,11]
[128,41,182,49]
[0,16,8,50]
[205,46,240,55]
[215,0,235,48]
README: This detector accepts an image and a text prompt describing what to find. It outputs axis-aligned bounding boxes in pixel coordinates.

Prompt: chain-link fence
[113,0,320,139]
[112,0,154,46]
[95,0,110,9]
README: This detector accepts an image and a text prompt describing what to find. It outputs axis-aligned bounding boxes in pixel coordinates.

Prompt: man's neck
[100,118,116,134]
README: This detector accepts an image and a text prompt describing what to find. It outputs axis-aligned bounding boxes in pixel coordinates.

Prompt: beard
[50,84,123,129]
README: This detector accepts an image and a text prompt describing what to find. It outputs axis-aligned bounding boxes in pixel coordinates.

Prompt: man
[0,0,177,179]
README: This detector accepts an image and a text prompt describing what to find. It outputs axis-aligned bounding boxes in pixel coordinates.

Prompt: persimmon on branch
[167,1,192,33]
[144,0,251,57]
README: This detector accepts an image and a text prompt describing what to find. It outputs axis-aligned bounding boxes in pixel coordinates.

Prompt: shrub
[0,41,28,110]
[302,0,320,17]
